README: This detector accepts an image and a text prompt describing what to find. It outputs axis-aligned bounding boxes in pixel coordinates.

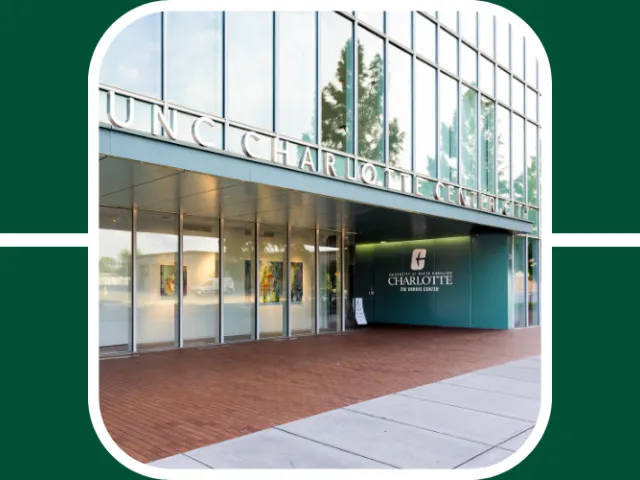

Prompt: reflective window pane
[514,236,526,328]
[223,220,255,342]
[415,60,437,177]
[480,97,496,193]
[357,27,385,162]
[511,30,524,78]
[278,12,317,142]
[496,105,510,197]
[497,67,510,105]
[439,73,458,183]
[320,13,355,154]
[100,207,132,354]
[228,12,273,130]
[388,46,412,170]
[415,14,436,61]
[479,13,494,56]
[438,10,458,32]
[183,216,219,346]
[356,11,383,31]
[439,30,458,74]
[527,122,538,205]
[461,86,478,188]
[496,19,509,68]
[526,87,538,121]
[136,210,179,350]
[165,12,222,115]
[318,231,341,333]
[460,11,477,45]
[528,239,539,326]
[386,11,411,47]
[512,114,525,202]
[461,44,477,85]
[512,78,524,113]
[100,14,161,98]
[259,225,286,338]
[290,228,316,335]
[480,57,494,96]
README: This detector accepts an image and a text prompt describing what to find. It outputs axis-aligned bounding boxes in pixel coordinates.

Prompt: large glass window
[439,73,459,183]
[136,210,179,350]
[165,12,222,115]
[496,19,510,68]
[527,122,539,206]
[100,14,161,98]
[496,106,510,197]
[99,207,132,354]
[497,68,510,106]
[438,10,458,32]
[439,30,458,75]
[480,57,494,96]
[479,13,494,56]
[415,60,437,178]
[526,87,538,121]
[461,86,478,188]
[526,44,537,87]
[480,97,496,193]
[386,11,411,47]
[223,220,255,342]
[514,236,526,328]
[512,114,525,202]
[320,13,355,154]
[227,12,273,131]
[511,31,524,78]
[259,225,286,338]
[461,44,477,85]
[357,27,385,162]
[278,12,317,143]
[290,228,316,335]
[512,78,524,113]
[388,45,412,170]
[183,216,219,346]
[460,11,477,45]
[528,239,539,326]
[415,13,436,61]
[318,231,341,333]
[356,11,383,31]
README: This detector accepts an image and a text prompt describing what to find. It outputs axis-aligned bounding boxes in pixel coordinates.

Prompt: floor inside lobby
[100,325,541,463]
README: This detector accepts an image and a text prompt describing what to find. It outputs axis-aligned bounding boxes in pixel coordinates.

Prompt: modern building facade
[98,10,542,355]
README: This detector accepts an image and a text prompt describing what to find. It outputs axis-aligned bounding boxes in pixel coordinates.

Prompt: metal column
[255,222,260,340]
[131,207,138,353]
[218,217,225,343]
[177,212,184,347]
[285,224,292,337]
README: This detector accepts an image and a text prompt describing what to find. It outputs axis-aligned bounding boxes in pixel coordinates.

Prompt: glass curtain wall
[259,225,286,338]
[290,228,316,335]
[318,231,342,333]
[513,235,526,328]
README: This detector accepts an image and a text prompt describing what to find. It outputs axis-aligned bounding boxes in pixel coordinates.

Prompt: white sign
[353,298,368,326]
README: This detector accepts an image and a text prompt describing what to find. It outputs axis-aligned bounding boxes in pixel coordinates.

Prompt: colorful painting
[260,261,283,303]
[290,262,303,302]
[160,265,187,297]
[244,260,252,297]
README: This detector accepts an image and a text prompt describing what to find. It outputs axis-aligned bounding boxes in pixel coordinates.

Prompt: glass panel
[320,13,355,154]
[386,11,411,46]
[357,27,385,162]
[461,85,478,188]
[512,114,525,202]
[439,73,458,183]
[511,31,524,78]
[318,231,341,333]
[527,121,539,205]
[528,238,539,326]
[165,12,222,115]
[460,11,477,45]
[388,45,412,170]
[356,11,383,31]
[183,216,219,346]
[438,10,458,32]
[223,220,255,342]
[100,14,161,98]
[227,12,273,130]
[136,210,179,350]
[415,60,437,177]
[529,209,539,235]
[526,42,537,87]
[99,207,132,354]
[480,57,494,96]
[496,19,509,67]
[526,87,538,121]
[479,13,494,56]
[514,236,526,328]
[480,96,496,193]
[278,12,317,143]
[512,78,524,113]
[461,44,477,85]
[415,14,436,61]
[259,225,286,338]
[497,68,510,105]
[439,30,458,74]
[290,228,316,335]
[343,234,355,328]
[496,106,510,197]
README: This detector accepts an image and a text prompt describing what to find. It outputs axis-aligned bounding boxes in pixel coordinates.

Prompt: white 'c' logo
[411,249,427,271]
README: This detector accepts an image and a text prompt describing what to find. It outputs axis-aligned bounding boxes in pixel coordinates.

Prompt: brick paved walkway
[100,325,540,463]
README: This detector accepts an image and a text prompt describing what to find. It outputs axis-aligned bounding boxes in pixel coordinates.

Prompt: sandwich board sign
[353,298,368,326]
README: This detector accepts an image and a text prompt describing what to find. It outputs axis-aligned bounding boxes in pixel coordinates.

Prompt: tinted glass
[439,73,459,183]
[461,86,478,188]
[480,97,496,193]
[496,105,510,197]
[527,121,538,205]
[512,114,525,202]
[415,61,437,178]
[388,45,412,170]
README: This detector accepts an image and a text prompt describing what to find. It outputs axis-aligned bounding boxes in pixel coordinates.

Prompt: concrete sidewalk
[149,355,541,469]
